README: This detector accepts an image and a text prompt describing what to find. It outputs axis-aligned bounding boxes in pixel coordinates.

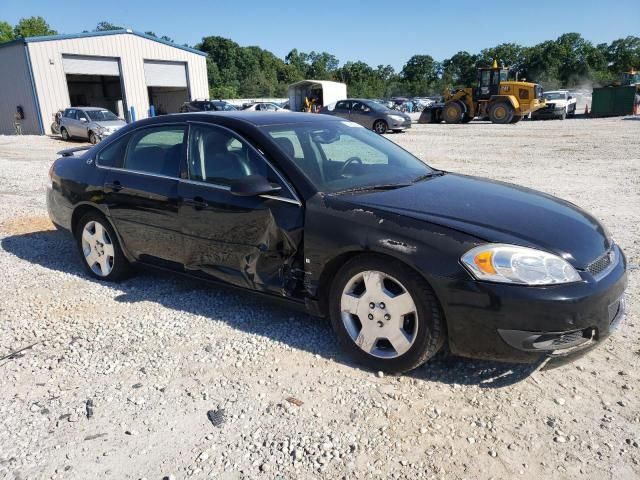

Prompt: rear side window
[96,136,128,168]
[123,126,186,177]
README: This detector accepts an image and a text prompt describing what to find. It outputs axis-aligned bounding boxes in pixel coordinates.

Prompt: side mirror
[230,175,282,197]
[567,95,573,100]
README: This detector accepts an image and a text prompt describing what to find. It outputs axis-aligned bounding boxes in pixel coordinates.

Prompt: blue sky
[3,0,639,70]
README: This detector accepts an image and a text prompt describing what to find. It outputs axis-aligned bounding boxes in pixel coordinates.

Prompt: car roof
[145,111,342,127]
[73,106,110,111]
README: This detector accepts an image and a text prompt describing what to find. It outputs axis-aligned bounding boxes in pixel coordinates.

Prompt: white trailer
[288,80,347,112]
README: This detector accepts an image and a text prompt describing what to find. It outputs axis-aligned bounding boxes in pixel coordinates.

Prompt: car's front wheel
[60,127,70,141]
[75,212,131,281]
[89,131,98,144]
[329,255,445,373]
[373,120,388,134]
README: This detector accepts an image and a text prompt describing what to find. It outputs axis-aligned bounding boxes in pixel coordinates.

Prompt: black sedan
[47,112,627,373]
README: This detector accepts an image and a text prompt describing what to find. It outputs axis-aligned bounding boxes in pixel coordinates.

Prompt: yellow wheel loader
[422,61,546,124]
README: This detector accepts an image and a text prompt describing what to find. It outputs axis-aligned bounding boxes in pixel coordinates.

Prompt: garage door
[144,60,187,88]
[62,55,120,76]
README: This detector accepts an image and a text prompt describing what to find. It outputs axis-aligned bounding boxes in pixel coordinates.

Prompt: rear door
[178,122,303,293]
[75,110,91,139]
[100,124,187,268]
[65,109,81,137]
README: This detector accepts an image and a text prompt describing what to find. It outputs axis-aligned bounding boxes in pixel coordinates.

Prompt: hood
[343,173,611,268]
[92,120,126,128]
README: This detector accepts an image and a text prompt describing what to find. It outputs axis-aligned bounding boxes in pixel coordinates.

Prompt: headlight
[461,244,581,285]
[388,114,405,122]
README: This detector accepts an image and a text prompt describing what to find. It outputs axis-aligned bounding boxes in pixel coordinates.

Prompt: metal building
[0,29,209,135]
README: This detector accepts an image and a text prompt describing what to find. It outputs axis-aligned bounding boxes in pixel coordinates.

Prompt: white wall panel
[0,43,39,135]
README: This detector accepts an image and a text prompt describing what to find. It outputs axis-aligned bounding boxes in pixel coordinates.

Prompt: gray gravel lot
[0,116,639,480]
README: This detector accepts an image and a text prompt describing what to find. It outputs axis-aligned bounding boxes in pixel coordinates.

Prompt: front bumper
[389,118,412,130]
[532,107,566,118]
[433,244,628,364]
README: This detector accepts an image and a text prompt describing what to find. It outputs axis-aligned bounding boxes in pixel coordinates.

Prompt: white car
[242,102,285,112]
[533,90,577,120]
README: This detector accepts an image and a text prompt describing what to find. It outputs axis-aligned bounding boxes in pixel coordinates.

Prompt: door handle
[184,197,208,209]
[104,181,123,192]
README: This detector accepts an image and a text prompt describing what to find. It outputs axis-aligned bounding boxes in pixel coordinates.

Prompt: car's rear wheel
[60,127,70,141]
[373,120,388,134]
[329,255,445,373]
[76,212,131,281]
[89,131,98,144]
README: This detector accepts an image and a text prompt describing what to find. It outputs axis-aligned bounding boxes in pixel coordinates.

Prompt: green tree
[13,16,57,38]
[401,55,439,95]
[94,21,123,31]
[607,36,640,74]
[0,20,14,43]
[442,51,478,87]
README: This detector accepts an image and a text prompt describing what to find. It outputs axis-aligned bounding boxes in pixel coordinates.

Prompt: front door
[100,123,187,268]
[178,122,303,293]
[349,101,373,129]
[333,100,351,120]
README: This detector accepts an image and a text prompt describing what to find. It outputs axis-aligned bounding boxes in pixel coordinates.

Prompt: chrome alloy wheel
[81,220,115,277]
[340,270,418,358]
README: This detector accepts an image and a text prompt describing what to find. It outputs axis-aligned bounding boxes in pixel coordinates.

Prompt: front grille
[587,249,614,277]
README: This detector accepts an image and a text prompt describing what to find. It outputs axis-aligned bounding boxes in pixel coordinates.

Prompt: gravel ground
[0,116,639,480]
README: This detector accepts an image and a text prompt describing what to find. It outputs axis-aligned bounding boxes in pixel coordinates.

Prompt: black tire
[51,122,60,135]
[75,211,132,282]
[559,109,567,120]
[373,120,388,134]
[89,131,98,144]
[60,127,70,141]
[442,101,464,124]
[488,101,514,124]
[329,254,445,373]
[461,113,472,123]
[510,115,522,124]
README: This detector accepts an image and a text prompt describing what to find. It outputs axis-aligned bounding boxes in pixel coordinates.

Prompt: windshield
[263,120,432,193]
[85,110,119,121]
[544,92,566,100]
[366,101,390,112]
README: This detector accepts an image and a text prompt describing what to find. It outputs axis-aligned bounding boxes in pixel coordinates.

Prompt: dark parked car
[322,99,411,134]
[47,112,627,373]
[179,100,237,113]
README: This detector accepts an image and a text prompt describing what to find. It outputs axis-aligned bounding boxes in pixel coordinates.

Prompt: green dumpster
[591,86,637,117]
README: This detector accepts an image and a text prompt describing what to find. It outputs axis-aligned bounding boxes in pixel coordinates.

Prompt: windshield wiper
[411,171,444,183]
[337,183,412,194]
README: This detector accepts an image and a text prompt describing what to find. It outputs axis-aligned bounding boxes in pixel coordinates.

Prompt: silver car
[59,107,126,144]
[322,99,412,134]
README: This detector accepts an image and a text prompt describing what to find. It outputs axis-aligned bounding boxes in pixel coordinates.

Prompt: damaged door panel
[178,181,304,295]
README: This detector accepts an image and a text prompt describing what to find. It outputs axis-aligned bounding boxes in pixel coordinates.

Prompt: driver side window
[187,124,290,194]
